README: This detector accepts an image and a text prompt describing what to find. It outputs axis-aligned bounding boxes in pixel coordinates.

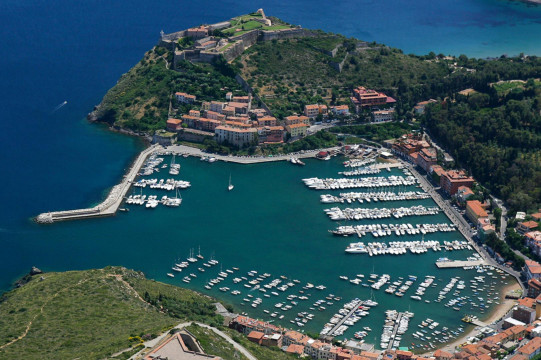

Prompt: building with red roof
[247,331,264,344]
[466,200,488,224]
[175,92,196,104]
[166,118,183,132]
[524,260,541,281]
[433,349,453,360]
[440,170,475,196]
[518,337,541,358]
[351,86,394,111]
[416,147,438,173]
[285,344,305,356]
[526,231,541,257]
[518,221,539,235]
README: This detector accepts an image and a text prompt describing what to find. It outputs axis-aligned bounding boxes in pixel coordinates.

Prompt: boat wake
[52,100,68,113]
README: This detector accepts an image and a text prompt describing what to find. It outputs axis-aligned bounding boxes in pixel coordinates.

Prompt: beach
[421,281,521,355]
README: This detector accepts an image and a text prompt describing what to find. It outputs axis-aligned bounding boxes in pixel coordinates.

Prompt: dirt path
[0,277,91,350]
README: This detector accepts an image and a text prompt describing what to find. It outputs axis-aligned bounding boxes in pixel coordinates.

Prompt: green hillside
[0,267,224,360]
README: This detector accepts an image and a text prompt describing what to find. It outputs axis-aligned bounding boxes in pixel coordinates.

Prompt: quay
[372,162,403,170]
[404,161,526,293]
[35,144,160,223]
[435,259,488,269]
[165,144,341,164]
[325,299,363,338]
[387,312,404,351]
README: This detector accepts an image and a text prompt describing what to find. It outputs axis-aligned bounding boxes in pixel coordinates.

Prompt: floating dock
[387,312,404,351]
[35,144,160,223]
[326,299,363,337]
[435,259,487,268]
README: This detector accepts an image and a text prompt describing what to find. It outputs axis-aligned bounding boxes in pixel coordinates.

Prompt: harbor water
[0,0,533,351]
[22,154,511,350]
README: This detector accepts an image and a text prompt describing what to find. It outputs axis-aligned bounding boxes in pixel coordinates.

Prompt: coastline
[421,281,520,355]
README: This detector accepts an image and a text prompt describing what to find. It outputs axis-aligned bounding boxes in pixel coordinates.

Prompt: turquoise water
[0,0,530,350]
[82,155,511,349]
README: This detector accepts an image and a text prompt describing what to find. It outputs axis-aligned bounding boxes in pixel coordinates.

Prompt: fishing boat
[228,174,234,191]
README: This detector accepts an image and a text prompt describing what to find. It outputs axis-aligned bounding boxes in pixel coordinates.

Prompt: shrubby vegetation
[93,48,244,132]
[483,232,525,269]
[330,122,419,142]
[422,79,541,212]
[0,267,226,359]
[236,38,463,118]
[281,130,338,152]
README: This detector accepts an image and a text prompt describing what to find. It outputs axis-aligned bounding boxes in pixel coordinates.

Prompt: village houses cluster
[162,85,400,149]
[390,133,497,243]
[226,312,541,360]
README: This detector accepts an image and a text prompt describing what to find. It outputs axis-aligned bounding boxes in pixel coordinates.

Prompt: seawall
[35,144,160,224]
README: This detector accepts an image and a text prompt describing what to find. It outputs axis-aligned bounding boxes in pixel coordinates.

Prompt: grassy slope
[0,267,222,360]
[185,324,249,360]
[236,38,451,117]
[220,327,296,360]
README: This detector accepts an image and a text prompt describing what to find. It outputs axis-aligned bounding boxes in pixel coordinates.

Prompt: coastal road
[404,162,525,291]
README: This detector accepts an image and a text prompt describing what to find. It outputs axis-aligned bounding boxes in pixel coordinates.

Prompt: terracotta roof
[526,260,541,274]
[519,337,541,355]
[167,118,182,125]
[519,297,536,308]
[433,349,453,358]
[467,200,488,218]
[247,331,264,340]
[287,123,309,128]
[521,221,538,229]
[285,344,304,355]
[526,231,541,242]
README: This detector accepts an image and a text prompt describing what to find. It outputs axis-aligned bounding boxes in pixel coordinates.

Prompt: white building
[215,126,257,148]
[372,109,395,122]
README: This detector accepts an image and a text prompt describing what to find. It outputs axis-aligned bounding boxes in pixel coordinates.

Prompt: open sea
[0,0,538,348]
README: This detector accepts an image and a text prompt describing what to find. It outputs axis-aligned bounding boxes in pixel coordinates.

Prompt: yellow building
[286,123,309,138]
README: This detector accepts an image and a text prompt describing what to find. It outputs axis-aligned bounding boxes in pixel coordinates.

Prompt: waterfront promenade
[435,259,487,268]
[165,144,341,164]
[404,162,525,292]
[35,144,160,223]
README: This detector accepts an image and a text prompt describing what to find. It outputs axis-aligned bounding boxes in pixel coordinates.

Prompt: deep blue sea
[0,0,538,341]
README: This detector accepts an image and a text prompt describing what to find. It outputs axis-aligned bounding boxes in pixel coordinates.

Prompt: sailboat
[228,174,234,191]
[169,154,180,175]
[164,187,182,207]
[197,246,204,260]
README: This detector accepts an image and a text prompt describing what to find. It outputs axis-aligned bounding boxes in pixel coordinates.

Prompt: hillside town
[221,310,541,360]
[156,84,398,149]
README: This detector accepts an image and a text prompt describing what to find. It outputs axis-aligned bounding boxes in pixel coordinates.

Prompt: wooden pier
[435,259,487,268]
[35,144,160,223]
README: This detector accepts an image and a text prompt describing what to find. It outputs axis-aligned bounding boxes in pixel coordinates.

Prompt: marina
[33,151,518,353]
[324,205,440,221]
[330,223,456,237]
[303,175,418,190]
[320,191,431,204]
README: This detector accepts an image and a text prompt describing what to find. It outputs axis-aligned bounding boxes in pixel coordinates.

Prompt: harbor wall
[163,26,316,65]
[35,144,160,224]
